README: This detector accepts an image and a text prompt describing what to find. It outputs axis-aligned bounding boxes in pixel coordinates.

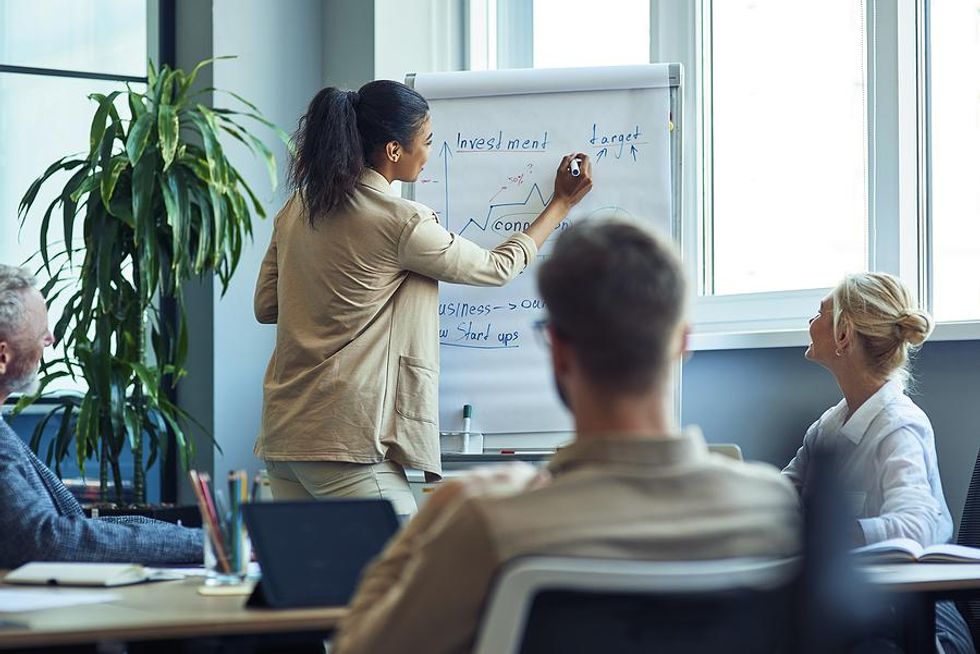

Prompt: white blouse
[782,379,953,547]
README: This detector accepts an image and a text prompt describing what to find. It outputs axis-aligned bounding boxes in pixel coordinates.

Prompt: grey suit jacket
[0,416,203,568]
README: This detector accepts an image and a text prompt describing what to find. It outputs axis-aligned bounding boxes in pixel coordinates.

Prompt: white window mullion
[467,0,497,71]
[496,0,533,69]
[867,0,923,301]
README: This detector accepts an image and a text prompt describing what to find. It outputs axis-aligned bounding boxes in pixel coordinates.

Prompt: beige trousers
[264,459,418,517]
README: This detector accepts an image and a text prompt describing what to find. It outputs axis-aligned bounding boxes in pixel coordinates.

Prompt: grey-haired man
[0,264,202,568]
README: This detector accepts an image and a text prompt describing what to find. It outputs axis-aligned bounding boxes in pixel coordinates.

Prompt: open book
[852,538,980,564]
[3,562,185,587]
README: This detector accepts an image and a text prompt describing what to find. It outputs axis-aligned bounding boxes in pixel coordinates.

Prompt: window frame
[674,0,980,350]
[0,1,160,381]
[469,0,980,349]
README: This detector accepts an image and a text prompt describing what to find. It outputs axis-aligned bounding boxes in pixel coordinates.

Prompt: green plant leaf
[70,173,100,205]
[20,57,285,503]
[128,90,147,120]
[38,195,61,274]
[131,362,160,404]
[61,167,91,261]
[53,402,77,476]
[19,158,85,220]
[131,151,156,241]
[75,393,96,472]
[217,117,279,193]
[126,112,155,165]
[158,104,179,169]
[87,91,122,160]
[231,167,267,218]
[100,155,129,209]
[26,404,61,455]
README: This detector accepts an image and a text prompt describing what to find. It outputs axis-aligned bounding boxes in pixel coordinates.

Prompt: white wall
[374,0,465,82]
[176,1,466,501]
[207,0,325,486]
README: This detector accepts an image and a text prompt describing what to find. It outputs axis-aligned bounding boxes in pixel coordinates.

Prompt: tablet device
[243,499,399,609]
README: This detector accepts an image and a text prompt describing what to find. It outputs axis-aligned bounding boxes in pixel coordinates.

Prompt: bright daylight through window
[532,0,649,68]
[0,0,147,392]
[706,0,867,296]
[929,1,980,322]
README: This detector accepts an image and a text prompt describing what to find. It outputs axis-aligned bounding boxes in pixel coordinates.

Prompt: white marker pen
[462,404,473,453]
[570,158,581,177]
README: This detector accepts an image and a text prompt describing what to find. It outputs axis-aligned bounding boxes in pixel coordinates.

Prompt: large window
[533,0,649,69]
[0,0,150,389]
[929,1,980,322]
[468,0,650,70]
[706,1,867,296]
[472,0,979,344]
[683,1,970,342]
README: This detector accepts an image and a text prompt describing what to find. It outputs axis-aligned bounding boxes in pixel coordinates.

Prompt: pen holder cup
[204,525,251,586]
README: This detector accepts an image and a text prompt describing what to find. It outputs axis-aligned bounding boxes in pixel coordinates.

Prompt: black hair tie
[348,90,360,108]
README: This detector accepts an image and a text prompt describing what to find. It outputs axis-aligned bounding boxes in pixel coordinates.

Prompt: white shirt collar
[839,379,904,444]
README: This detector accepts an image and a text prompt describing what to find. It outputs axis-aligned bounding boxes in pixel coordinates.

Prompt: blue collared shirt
[782,379,953,546]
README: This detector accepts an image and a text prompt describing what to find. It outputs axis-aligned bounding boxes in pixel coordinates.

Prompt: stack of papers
[0,589,119,612]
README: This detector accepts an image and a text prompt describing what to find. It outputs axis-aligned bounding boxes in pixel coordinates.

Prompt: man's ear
[549,327,571,377]
[0,341,9,376]
[678,322,692,362]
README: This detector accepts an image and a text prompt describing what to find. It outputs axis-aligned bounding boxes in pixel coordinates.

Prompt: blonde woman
[783,272,972,653]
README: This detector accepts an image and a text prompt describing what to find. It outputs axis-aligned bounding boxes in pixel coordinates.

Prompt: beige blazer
[253,169,537,476]
[334,430,802,654]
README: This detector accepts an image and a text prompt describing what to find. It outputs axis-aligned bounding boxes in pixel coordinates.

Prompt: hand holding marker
[569,158,582,177]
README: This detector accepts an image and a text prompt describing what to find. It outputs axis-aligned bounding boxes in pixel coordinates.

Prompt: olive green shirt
[335,430,802,654]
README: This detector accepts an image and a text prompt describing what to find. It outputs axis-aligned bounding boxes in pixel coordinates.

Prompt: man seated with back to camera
[0,264,203,568]
[333,218,802,654]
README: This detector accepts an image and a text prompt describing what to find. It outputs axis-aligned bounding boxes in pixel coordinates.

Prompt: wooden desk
[863,563,980,593]
[0,574,347,650]
[862,563,980,651]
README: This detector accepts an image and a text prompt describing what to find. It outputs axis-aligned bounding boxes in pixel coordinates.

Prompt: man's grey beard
[4,365,40,396]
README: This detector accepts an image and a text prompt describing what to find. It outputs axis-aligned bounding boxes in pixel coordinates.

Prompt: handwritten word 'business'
[456,131,550,152]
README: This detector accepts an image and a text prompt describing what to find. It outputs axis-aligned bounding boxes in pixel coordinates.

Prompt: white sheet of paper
[412,65,674,435]
[0,589,119,612]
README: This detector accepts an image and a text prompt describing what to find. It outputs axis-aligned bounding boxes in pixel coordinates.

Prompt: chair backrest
[956,447,980,644]
[707,443,743,461]
[473,556,799,654]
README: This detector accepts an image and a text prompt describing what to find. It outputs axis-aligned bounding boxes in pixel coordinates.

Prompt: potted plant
[15,58,287,507]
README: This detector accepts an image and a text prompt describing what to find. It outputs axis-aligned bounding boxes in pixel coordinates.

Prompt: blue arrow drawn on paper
[596,148,608,162]
[439,141,452,230]
[630,144,638,162]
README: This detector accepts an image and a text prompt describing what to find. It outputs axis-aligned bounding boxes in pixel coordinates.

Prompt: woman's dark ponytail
[289,88,363,227]
[289,80,429,227]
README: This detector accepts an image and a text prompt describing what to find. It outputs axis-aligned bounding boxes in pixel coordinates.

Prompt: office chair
[473,556,800,654]
[956,446,980,645]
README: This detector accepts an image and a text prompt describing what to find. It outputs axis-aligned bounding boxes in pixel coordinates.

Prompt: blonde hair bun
[832,272,933,385]
[895,310,933,347]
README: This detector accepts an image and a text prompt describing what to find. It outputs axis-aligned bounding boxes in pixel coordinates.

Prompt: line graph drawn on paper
[457,182,551,242]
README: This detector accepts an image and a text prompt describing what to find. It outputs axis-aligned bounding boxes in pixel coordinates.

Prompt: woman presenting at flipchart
[253,80,593,516]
